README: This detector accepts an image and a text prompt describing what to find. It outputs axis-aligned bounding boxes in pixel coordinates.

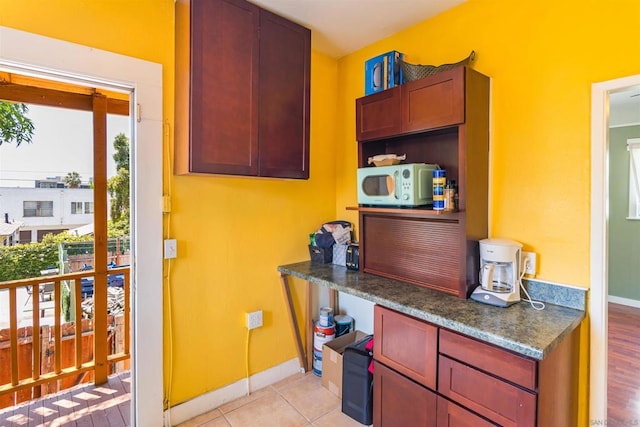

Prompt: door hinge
[136,103,142,123]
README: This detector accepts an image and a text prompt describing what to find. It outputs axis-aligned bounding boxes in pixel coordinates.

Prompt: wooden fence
[0,314,129,409]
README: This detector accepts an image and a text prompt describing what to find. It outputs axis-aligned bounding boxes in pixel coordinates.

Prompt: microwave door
[361,173,397,204]
[392,170,401,202]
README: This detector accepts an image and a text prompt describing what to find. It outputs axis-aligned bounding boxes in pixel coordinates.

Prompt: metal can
[334,314,354,337]
[433,169,446,211]
[319,306,334,327]
[444,181,455,211]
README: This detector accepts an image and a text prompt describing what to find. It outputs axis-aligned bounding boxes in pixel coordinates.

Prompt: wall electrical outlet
[522,251,537,276]
[246,310,263,330]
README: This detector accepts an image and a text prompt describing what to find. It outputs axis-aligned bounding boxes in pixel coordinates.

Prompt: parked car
[80,263,128,297]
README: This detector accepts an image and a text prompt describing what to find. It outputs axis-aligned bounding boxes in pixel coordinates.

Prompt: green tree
[107,133,130,236]
[64,171,82,188]
[0,101,35,146]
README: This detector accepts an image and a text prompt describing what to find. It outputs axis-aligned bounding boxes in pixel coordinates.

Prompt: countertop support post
[279,272,308,372]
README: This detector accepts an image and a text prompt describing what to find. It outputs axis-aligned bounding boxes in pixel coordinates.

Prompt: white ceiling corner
[250,0,467,58]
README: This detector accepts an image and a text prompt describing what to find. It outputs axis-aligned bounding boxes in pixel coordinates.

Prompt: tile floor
[0,371,366,427]
[175,372,367,427]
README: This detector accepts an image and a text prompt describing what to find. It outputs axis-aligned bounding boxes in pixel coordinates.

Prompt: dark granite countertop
[278,261,585,360]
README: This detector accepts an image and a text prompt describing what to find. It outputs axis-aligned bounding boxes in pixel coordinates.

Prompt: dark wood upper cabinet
[402,67,465,133]
[258,9,311,178]
[355,67,466,142]
[355,88,402,141]
[175,0,310,178]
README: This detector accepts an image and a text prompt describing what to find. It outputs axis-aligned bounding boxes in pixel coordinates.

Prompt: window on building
[628,138,640,219]
[71,201,83,214]
[23,201,54,217]
[84,202,94,214]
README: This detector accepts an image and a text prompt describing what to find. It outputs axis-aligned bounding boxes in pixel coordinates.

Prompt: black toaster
[346,243,360,271]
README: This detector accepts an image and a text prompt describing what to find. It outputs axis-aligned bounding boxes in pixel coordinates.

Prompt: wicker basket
[400,51,476,82]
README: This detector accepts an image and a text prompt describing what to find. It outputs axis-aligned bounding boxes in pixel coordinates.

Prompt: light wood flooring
[0,371,130,426]
[608,302,640,426]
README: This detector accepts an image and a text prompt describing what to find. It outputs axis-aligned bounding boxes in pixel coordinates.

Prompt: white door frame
[590,73,640,423]
[0,27,164,426]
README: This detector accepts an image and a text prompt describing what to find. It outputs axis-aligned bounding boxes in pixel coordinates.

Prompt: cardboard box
[322,330,369,397]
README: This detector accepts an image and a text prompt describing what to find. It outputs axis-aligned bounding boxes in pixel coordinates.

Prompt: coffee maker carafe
[471,238,522,307]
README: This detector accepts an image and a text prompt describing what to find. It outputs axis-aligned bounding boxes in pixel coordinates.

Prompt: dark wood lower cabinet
[373,362,437,426]
[373,304,438,389]
[373,361,497,427]
[437,397,496,427]
[373,305,580,426]
[438,356,536,427]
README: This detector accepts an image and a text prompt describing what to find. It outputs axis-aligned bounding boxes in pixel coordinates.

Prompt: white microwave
[357,163,440,206]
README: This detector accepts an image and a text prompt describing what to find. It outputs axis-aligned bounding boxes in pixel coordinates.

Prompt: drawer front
[439,329,536,389]
[374,362,437,427]
[436,396,496,427]
[438,356,536,427]
[363,214,461,294]
[374,305,438,389]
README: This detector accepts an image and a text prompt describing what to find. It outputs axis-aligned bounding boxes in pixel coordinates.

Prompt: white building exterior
[0,187,94,243]
[0,220,22,246]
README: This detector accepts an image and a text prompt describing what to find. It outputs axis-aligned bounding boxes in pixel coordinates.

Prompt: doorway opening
[0,72,132,407]
[590,73,640,423]
[0,26,164,426]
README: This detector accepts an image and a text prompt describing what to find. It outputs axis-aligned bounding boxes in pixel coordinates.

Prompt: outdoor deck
[0,371,130,426]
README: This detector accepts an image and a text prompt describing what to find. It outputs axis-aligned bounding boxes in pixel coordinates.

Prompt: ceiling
[251,0,466,58]
[247,0,640,123]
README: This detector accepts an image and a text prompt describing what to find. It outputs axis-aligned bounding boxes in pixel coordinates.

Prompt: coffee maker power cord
[519,259,546,311]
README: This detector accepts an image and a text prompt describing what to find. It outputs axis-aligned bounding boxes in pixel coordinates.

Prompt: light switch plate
[164,239,177,259]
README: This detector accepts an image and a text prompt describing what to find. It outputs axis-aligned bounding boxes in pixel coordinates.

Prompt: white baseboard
[164,357,301,426]
[608,294,640,308]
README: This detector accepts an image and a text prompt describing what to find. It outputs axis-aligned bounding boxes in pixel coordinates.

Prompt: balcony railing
[0,267,130,406]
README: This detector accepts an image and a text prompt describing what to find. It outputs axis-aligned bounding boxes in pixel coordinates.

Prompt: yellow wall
[0,0,340,407]
[4,0,640,421]
[335,0,640,425]
[169,48,338,402]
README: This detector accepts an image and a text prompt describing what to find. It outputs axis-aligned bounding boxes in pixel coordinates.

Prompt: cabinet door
[437,397,496,427]
[374,362,437,427]
[438,356,536,427]
[402,67,465,133]
[374,305,438,389]
[362,213,462,295]
[355,87,402,141]
[258,9,311,179]
[190,0,260,175]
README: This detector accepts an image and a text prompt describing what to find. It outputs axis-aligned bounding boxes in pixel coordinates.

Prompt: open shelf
[347,205,462,218]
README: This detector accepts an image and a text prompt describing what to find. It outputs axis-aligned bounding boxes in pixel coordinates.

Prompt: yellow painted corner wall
[169,48,338,404]
[1,0,340,407]
[335,0,640,425]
